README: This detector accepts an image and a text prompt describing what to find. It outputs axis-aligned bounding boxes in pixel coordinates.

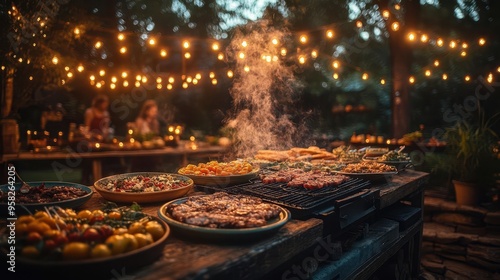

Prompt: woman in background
[84,94,110,138]
[135,99,159,135]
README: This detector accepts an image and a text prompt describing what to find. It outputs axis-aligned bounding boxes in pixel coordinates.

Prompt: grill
[196,177,379,234]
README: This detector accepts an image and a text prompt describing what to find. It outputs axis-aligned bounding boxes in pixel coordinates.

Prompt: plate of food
[158,192,290,241]
[334,162,398,182]
[94,172,193,203]
[178,160,259,187]
[0,206,169,278]
[0,181,93,215]
[362,150,412,170]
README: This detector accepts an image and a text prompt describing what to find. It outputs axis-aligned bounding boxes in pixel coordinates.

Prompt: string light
[141,76,148,83]
[136,75,142,81]
[148,38,156,45]
[280,48,287,56]
[77,65,84,72]
[211,79,218,85]
[460,51,467,57]
[271,38,279,45]
[184,52,191,59]
[326,30,334,39]
[212,42,219,51]
[156,84,162,89]
[168,77,175,83]
[121,71,128,78]
[192,79,198,85]
[52,56,59,64]
[362,73,368,80]
[449,40,457,48]
[156,77,162,83]
[461,43,468,49]
[96,82,102,88]
[64,66,70,71]
[464,75,471,82]
[186,76,193,83]
[333,73,339,80]
[67,72,73,78]
[298,55,306,64]
[95,41,102,49]
[299,35,307,44]
[442,73,448,80]
[99,69,105,76]
[227,70,234,78]
[239,52,245,59]
[167,84,173,90]
[487,73,493,83]
[183,41,190,49]
[436,38,444,47]
[74,27,81,36]
[497,66,500,73]
[409,76,415,83]
[479,38,486,46]
[244,66,250,72]
[118,33,125,41]
[111,76,117,83]
[123,80,129,87]
[209,72,215,79]
[382,10,390,19]
[332,60,340,69]
[356,21,363,28]
[408,32,416,41]
[394,4,401,10]
[425,70,431,77]
[160,49,167,57]
[135,81,141,87]
[311,50,318,58]
[29,76,33,81]
[391,22,400,31]
[217,53,224,60]
[380,79,386,84]
[420,34,428,43]
[119,46,127,54]
[241,40,248,47]
[90,75,95,81]
[195,73,201,80]
[182,82,188,88]
[110,83,116,90]
[434,60,440,67]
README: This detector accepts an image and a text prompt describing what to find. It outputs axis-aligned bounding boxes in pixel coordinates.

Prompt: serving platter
[0,215,170,279]
[177,168,259,187]
[94,172,193,203]
[158,196,290,241]
[0,181,93,215]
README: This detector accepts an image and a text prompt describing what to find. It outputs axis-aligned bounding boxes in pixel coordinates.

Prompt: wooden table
[1,145,228,181]
[4,170,428,280]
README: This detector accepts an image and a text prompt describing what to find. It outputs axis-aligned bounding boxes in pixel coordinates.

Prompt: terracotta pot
[453,180,480,206]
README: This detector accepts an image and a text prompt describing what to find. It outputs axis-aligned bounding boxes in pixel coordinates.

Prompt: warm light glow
[193,79,199,85]
[95,143,101,148]
[449,40,457,48]
[391,22,400,31]
[497,66,500,73]
[434,60,440,67]
[121,71,127,78]
[356,21,363,28]
[239,52,245,59]
[123,80,129,87]
[212,42,219,51]
[326,30,334,39]
[167,84,173,90]
[141,76,148,83]
[90,75,95,81]
[184,52,191,59]
[487,73,493,83]
[299,35,307,44]
[120,46,127,54]
[67,72,73,78]
[156,84,162,89]
[168,77,175,83]
[380,79,386,85]
[408,32,416,41]
[332,60,340,69]
[395,4,401,10]
[227,70,234,78]
[110,83,116,90]
[96,82,102,88]
[186,76,193,83]
[280,48,287,56]
[148,38,156,45]
[298,56,306,64]
[442,73,448,80]
[362,73,368,80]
[271,38,279,45]
[64,66,70,71]
[382,10,390,19]
[99,70,105,76]
[119,142,124,148]
[52,56,59,64]
[217,53,224,60]
[211,79,218,85]
[118,33,125,41]
[29,76,33,81]
[333,73,339,80]
[311,50,318,58]
[156,77,162,83]
[244,66,250,72]
[95,41,102,49]
[460,51,467,57]
[74,27,80,35]
[425,70,431,77]
[209,72,215,79]
[111,76,117,83]
[183,41,190,49]
[479,38,486,46]
[437,38,444,47]
[462,43,468,49]
[409,76,415,83]
[182,82,188,89]
[420,34,428,43]
[160,49,167,57]
[465,75,471,82]
[1,66,5,71]
[241,40,248,47]
[135,81,141,87]
[77,65,84,72]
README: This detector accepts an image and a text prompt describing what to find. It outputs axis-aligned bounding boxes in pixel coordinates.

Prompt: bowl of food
[178,160,259,187]
[334,161,398,182]
[0,206,169,278]
[94,172,193,203]
[0,181,93,215]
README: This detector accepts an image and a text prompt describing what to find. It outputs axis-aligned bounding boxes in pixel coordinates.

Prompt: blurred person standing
[135,99,160,135]
[84,94,110,139]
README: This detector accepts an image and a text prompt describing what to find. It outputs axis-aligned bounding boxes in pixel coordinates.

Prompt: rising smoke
[226,20,306,158]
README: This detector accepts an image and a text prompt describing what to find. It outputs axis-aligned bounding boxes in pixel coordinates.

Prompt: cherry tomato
[105,235,127,255]
[62,242,90,260]
[127,222,145,234]
[97,225,114,240]
[27,232,43,243]
[113,228,128,235]
[38,216,57,229]
[145,221,165,241]
[53,233,69,246]
[43,229,60,239]
[90,244,112,259]
[107,211,121,220]
[44,239,58,252]
[21,246,40,259]
[77,210,92,220]
[82,228,101,242]
[27,221,51,235]
[121,233,139,252]
[15,223,28,235]
[34,211,49,219]
[134,233,153,248]
[68,232,81,242]
[17,215,35,224]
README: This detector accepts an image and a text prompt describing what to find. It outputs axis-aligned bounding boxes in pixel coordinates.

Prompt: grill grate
[198,177,371,213]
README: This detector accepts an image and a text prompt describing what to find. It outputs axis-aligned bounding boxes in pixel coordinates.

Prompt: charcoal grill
[196,177,379,235]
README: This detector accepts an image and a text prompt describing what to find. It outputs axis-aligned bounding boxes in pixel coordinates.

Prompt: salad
[103,174,191,192]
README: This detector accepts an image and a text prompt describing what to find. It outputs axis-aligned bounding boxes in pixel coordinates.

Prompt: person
[135,99,159,135]
[84,94,110,138]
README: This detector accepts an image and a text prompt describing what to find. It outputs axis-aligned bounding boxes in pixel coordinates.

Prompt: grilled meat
[260,169,349,189]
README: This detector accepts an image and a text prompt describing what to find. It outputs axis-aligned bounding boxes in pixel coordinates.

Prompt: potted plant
[442,110,500,205]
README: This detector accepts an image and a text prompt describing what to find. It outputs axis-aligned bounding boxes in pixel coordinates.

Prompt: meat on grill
[260,169,350,190]
[167,192,282,229]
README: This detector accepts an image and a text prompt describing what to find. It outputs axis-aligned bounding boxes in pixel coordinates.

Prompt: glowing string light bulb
[156,77,162,83]
[299,35,307,44]
[409,76,415,83]
[382,10,390,19]
[420,34,428,43]
[182,82,188,89]
[167,84,173,90]
[326,30,334,39]
[52,56,59,64]
[239,52,245,59]
[487,73,493,83]
[184,52,191,59]
[96,82,102,88]
[311,50,318,58]
[218,53,224,60]
[333,73,339,80]
[141,76,148,83]
[479,38,486,46]
[135,81,141,87]
[212,79,218,85]
[227,70,234,78]
[332,60,340,69]
[380,79,386,85]
[298,56,306,64]
[148,38,156,45]
[280,48,287,56]
[244,66,250,72]
[160,49,167,57]
[362,73,368,80]
[111,76,117,83]
[168,77,175,83]
[460,51,467,57]
[77,65,84,72]
[121,71,128,78]
[212,42,219,51]
[67,72,73,78]
[118,33,125,41]
[90,75,95,81]
[271,38,279,45]
[241,41,248,47]
[195,73,201,80]
[464,75,471,82]
[110,83,116,90]
[436,38,444,47]
[391,22,400,31]
[99,70,105,76]
[462,43,468,49]
[95,41,102,49]
[74,27,80,36]
[434,60,440,67]
[183,41,190,49]
[356,21,363,28]
[123,80,129,87]
[442,74,448,80]
[449,41,457,48]
[425,70,431,77]
[408,32,416,41]
[120,46,127,54]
